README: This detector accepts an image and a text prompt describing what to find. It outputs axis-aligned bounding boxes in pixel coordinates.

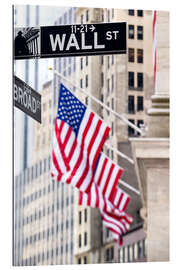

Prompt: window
[101,72,104,87]
[107,79,110,93]
[128,119,135,136]
[81,15,83,24]
[111,75,114,91]
[85,74,88,87]
[79,211,82,225]
[107,56,110,69]
[106,228,110,238]
[112,98,114,110]
[137,96,144,111]
[137,26,143,40]
[128,25,134,39]
[86,56,88,66]
[108,10,110,22]
[111,122,114,136]
[78,258,81,264]
[128,48,135,62]
[106,248,110,261]
[80,58,83,70]
[84,232,87,246]
[112,55,114,65]
[101,55,104,65]
[85,97,88,105]
[84,256,87,264]
[128,9,134,16]
[128,95,135,113]
[86,10,89,22]
[128,72,134,89]
[137,49,143,63]
[84,208,87,222]
[80,79,83,88]
[78,234,81,247]
[137,72,143,89]
[137,10,143,17]
[107,101,110,115]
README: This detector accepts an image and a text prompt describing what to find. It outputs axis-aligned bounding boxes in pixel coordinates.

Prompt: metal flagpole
[49,68,144,135]
[119,179,140,195]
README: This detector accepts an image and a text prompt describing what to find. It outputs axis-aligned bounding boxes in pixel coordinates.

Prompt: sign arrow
[89,24,95,32]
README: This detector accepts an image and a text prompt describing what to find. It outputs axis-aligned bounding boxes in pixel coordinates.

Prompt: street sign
[14,23,126,59]
[14,76,41,123]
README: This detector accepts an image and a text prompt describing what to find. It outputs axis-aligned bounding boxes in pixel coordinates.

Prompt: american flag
[109,186,130,212]
[93,152,123,202]
[79,182,133,244]
[51,84,110,193]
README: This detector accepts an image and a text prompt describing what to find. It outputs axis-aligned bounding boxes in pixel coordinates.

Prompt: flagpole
[104,143,134,164]
[49,68,144,136]
[119,179,140,195]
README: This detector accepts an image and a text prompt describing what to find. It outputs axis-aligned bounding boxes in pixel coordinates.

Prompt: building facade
[14,5,159,266]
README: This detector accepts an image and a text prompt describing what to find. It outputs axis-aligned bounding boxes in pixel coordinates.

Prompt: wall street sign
[14,23,126,59]
[14,76,41,123]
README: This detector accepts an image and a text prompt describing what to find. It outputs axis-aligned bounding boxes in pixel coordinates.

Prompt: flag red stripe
[92,126,110,172]
[122,197,130,212]
[102,164,115,196]
[76,119,102,190]
[62,126,72,148]
[52,150,62,177]
[108,169,123,202]
[97,158,108,186]
[66,113,94,184]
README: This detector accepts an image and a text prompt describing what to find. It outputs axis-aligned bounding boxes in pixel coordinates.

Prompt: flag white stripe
[104,165,119,199]
[94,154,105,183]
[53,132,67,173]
[60,123,68,144]
[99,159,112,191]
[89,121,107,165]
[65,130,76,157]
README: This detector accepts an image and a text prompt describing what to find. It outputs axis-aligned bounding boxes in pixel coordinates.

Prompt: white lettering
[81,33,92,50]
[14,85,18,101]
[94,32,105,49]
[66,34,80,51]
[113,31,119,39]
[106,31,112,40]
[32,97,37,113]
[50,34,66,51]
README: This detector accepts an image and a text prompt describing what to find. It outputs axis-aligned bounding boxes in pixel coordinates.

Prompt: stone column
[147,11,169,137]
[130,10,170,262]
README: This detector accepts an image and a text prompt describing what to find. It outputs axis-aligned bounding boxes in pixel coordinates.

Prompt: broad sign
[14,76,41,123]
[14,23,126,59]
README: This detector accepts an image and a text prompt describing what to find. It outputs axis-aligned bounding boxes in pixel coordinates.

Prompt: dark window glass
[84,232,87,246]
[111,75,114,91]
[137,96,144,111]
[137,26,143,40]
[106,248,110,261]
[79,234,81,247]
[137,10,143,17]
[128,95,135,113]
[128,119,135,136]
[137,72,143,89]
[80,58,83,70]
[79,211,82,224]
[137,49,143,63]
[85,97,88,105]
[81,15,83,24]
[86,56,88,66]
[84,256,87,264]
[86,10,89,22]
[78,258,81,264]
[101,72,104,87]
[128,9,134,16]
[84,209,87,222]
[128,48,135,62]
[128,25,134,39]
[106,228,109,238]
[85,75,88,87]
[128,72,134,89]
[80,79,83,88]
[111,247,114,260]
